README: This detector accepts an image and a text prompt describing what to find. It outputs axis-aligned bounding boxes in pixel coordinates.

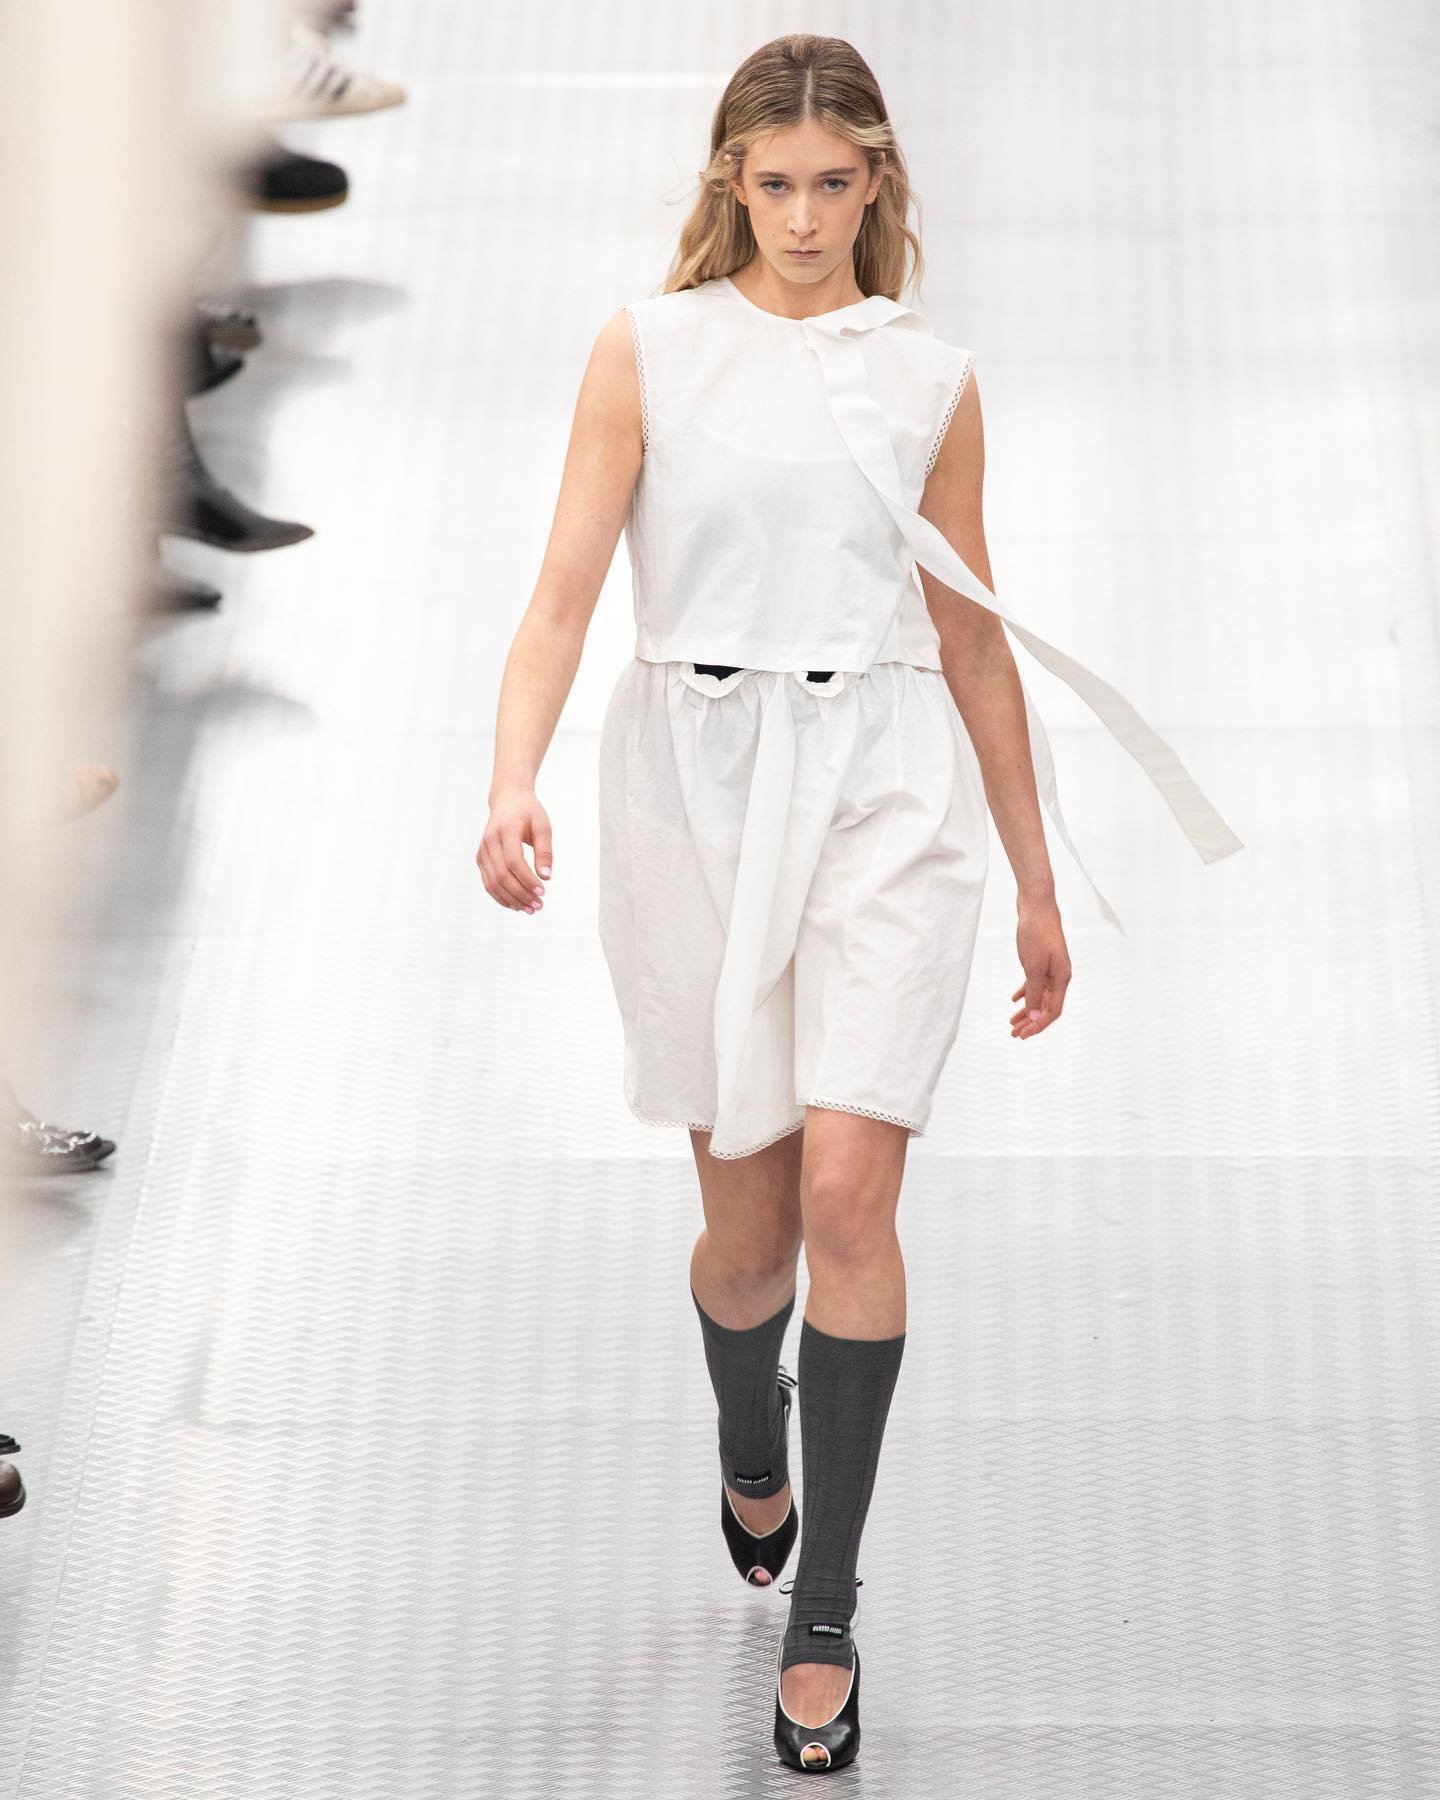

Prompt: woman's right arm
[476,307,644,914]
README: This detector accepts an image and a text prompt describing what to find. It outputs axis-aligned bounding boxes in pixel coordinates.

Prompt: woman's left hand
[1010,898,1071,1038]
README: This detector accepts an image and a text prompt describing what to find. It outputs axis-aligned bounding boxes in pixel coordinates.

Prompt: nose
[788,205,817,241]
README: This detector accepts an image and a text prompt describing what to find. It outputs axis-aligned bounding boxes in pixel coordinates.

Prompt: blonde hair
[663,34,923,302]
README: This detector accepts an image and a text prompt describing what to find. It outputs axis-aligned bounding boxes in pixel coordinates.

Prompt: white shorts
[597,656,989,1159]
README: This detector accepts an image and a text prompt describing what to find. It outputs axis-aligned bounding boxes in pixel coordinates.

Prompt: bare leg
[688,1124,804,1559]
[783,1106,909,1727]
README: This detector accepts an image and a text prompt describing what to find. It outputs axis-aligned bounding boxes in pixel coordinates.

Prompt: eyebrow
[751,166,860,179]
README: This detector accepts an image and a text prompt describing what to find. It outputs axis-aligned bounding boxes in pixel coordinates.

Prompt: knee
[706,1224,801,1287]
[733,1240,802,1287]
[800,1161,894,1266]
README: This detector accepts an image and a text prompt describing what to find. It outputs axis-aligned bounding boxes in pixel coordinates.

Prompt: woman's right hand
[476,786,552,915]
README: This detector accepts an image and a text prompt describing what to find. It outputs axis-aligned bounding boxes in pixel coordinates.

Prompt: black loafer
[236,139,349,214]
[719,1367,798,1585]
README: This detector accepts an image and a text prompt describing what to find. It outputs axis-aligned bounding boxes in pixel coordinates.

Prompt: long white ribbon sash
[801,300,1244,933]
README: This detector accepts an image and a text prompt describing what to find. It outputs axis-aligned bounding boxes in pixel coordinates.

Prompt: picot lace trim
[626,1103,712,1132]
[796,1096,924,1132]
[923,351,976,477]
[623,1101,807,1159]
[624,304,649,453]
[705,1118,807,1160]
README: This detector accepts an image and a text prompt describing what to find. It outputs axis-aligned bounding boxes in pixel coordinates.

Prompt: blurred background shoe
[267,20,404,122]
[0,1463,24,1518]
[150,562,224,613]
[159,402,314,552]
[3,1100,116,1176]
[303,0,358,31]
[234,138,349,214]
[196,296,262,354]
[184,314,246,397]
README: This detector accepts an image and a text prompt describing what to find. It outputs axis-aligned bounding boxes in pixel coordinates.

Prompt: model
[476,32,1242,1774]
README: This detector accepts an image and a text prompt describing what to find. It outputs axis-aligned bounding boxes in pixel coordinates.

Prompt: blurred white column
[0,0,291,1236]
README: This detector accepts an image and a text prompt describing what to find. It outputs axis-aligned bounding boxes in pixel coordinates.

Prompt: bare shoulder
[590,306,637,365]
[583,307,641,393]
[571,308,643,453]
[927,363,984,493]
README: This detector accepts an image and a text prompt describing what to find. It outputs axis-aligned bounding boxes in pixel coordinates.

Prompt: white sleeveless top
[620,272,1244,927]
[623,273,968,672]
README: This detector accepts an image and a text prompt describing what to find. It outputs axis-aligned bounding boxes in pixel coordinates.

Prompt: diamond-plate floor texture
[4,1,1440,1794]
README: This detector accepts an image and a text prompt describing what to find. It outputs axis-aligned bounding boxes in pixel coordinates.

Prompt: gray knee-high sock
[691,1284,795,1500]
[782,1315,905,1672]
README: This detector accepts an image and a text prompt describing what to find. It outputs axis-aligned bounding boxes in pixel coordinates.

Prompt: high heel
[772,1577,864,1773]
[719,1367,798,1585]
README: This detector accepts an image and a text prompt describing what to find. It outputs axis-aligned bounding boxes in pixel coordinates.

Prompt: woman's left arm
[917,372,1072,1039]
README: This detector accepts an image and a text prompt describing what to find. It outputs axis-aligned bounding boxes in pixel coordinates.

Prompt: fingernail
[532,887,544,899]
[538,865,551,877]
[1028,1009,1043,1020]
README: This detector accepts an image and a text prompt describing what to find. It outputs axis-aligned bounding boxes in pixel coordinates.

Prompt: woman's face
[730,116,884,288]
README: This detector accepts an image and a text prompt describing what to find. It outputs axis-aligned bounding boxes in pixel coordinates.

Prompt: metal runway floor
[4,2,1439,1793]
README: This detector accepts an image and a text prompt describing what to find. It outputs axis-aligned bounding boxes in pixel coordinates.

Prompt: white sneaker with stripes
[267,20,405,122]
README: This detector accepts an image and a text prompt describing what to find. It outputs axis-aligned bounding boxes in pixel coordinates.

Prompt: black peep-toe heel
[772,1575,863,1773]
[719,1366,798,1585]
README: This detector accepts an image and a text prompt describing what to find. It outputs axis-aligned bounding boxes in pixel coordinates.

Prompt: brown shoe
[0,1462,26,1517]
